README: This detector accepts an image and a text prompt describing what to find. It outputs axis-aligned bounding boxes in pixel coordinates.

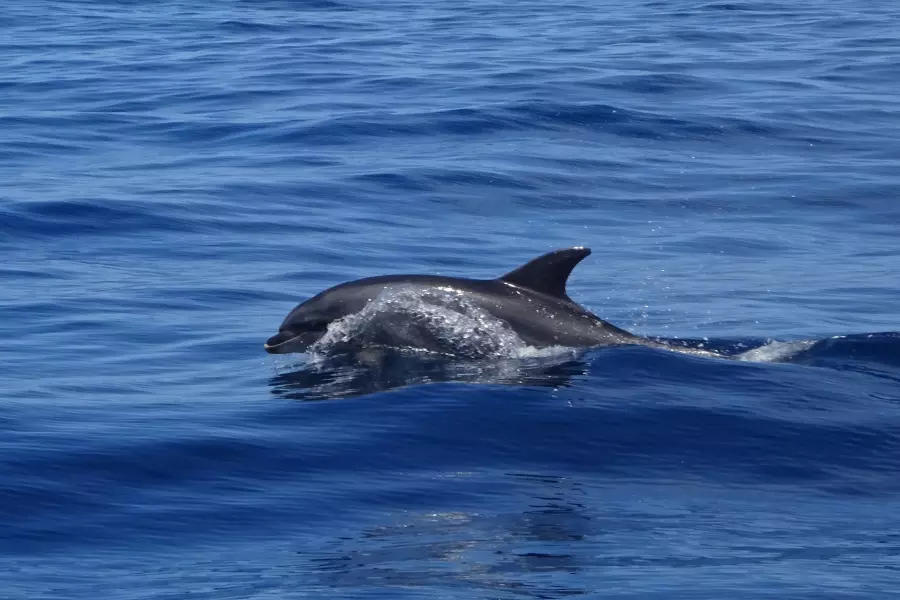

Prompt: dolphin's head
[264,282,372,354]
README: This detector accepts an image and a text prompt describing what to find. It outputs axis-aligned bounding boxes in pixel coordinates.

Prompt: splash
[308,286,574,361]
[734,339,816,363]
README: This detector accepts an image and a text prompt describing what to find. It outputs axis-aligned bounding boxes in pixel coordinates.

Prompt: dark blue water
[3,1,900,597]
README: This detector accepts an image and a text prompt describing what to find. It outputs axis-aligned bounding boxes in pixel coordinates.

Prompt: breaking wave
[735,339,817,362]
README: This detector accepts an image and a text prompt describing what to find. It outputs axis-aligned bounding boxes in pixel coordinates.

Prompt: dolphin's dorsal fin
[499,247,591,299]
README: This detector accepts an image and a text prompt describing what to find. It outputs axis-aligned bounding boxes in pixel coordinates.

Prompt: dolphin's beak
[264,329,324,354]
[264,331,301,354]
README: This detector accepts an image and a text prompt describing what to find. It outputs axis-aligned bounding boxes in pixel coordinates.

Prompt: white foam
[308,286,575,361]
[735,339,815,363]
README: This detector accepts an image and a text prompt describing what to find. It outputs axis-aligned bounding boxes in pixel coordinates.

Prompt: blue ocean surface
[3,0,900,597]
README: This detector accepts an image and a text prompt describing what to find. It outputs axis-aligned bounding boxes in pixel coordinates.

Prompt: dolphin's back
[338,272,639,348]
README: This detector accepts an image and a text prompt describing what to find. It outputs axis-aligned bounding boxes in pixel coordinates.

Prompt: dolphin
[264,247,723,359]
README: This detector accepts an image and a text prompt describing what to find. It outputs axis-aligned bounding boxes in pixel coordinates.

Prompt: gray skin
[265,247,722,359]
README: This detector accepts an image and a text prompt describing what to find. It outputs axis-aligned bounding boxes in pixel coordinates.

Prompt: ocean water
[3,0,900,597]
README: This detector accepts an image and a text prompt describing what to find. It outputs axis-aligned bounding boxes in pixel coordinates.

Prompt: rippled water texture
[3,1,900,598]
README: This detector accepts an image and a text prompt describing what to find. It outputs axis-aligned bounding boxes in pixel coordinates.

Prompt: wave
[0,198,198,240]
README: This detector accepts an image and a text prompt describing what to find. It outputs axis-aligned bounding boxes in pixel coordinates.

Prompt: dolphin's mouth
[264,329,326,354]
